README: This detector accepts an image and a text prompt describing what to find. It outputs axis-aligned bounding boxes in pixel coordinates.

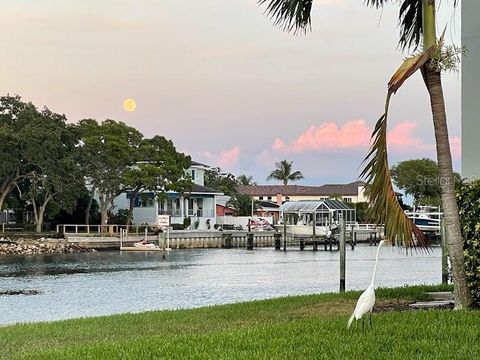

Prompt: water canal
[0,246,441,325]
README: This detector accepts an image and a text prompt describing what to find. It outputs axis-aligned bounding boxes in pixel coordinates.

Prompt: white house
[113,161,223,230]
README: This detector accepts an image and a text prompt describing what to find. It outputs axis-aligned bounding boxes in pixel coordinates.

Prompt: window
[259,196,264,200]
[267,196,272,200]
[191,169,196,180]
[343,197,352,203]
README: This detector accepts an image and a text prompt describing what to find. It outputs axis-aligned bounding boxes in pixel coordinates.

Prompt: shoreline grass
[2,284,479,359]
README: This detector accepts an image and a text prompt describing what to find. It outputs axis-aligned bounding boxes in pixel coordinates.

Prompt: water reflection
[0,246,441,325]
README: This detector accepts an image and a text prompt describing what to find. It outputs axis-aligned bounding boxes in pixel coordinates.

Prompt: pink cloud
[201,146,241,169]
[273,119,371,153]
[450,136,461,159]
[272,119,461,159]
[387,122,429,151]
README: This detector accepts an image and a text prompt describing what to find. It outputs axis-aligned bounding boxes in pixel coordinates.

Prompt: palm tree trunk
[422,0,472,309]
[425,67,473,309]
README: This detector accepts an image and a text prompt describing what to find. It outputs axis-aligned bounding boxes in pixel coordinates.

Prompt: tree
[0,96,83,231]
[227,194,259,217]
[391,158,441,205]
[259,0,472,307]
[204,167,238,197]
[266,160,303,186]
[20,109,83,232]
[76,119,143,226]
[391,158,462,206]
[354,202,369,223]
[123,136,192,226]
[237,175,257,186]
[0,95,36,211]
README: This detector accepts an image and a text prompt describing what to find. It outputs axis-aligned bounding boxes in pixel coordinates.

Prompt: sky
[0,0,462,186]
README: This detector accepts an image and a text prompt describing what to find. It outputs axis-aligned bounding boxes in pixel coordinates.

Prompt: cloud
[449,136,461,159]
[201,146,241,170]
[387,121,430,151]
[255,150,277,168]
[271,119,461,159]
[272,119,371,153]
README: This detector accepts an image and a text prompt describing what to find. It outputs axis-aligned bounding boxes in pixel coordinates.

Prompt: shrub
[457,179,480,306]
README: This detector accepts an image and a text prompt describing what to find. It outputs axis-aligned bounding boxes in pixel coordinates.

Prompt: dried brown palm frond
[361,52,432,248]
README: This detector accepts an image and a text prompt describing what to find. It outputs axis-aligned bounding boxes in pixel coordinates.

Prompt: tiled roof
[238,181,365,197]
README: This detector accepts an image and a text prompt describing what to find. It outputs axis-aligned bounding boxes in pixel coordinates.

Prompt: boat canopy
[279,200,356,224]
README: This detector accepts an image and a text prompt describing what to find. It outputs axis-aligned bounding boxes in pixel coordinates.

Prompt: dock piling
[339,216,346,292]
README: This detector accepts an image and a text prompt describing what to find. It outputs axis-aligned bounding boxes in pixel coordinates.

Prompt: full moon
[123,98,137,112]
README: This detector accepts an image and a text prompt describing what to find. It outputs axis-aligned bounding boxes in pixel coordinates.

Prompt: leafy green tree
[259,0,473,308]
[123,136,192,226]
[266,160,303,186]
[0,95,36,210]
[76,119,143,226]
[237,175,257,186]
[204,167,238,197]
[0,96,83,231]
[20,109,83,232]
[391,158,461,207]
[227,194,258,217]
[51,187,100,225]
[391,158,441,205]
[354,202,369,223]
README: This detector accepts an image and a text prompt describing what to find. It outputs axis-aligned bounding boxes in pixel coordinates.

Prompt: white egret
[347,240,386,329]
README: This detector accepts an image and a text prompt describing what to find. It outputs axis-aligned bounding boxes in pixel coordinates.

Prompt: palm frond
[258,0,312,34]
[361,53,433,248]
[364,0,391,9]
[398,0,423,51]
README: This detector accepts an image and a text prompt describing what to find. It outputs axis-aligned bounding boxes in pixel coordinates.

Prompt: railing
[56,224,155,237]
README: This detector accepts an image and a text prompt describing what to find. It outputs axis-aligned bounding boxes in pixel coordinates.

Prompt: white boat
[134,241,157,248]
[405,206,442,233]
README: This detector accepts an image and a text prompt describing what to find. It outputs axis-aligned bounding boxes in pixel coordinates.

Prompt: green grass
[1,284,479,359]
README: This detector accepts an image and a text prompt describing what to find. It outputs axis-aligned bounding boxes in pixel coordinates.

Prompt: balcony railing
[158,209,214,218]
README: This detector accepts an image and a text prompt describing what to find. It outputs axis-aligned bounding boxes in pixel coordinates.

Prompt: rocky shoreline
[0,238,95,255]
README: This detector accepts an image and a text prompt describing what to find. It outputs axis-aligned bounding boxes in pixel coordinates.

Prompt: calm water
[0,246,441,325]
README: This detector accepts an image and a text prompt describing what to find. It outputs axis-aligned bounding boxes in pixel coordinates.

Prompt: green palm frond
[258,0,312,33]
[288,170,304,182]
[267,160,304,185]
[398,0,423,51]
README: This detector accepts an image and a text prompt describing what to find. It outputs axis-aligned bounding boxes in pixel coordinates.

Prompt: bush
[457,179,480,306]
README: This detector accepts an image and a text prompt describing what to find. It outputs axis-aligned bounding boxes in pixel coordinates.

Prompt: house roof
[238,181,365,197]
[191,161,210,168]
[190,184,223,195]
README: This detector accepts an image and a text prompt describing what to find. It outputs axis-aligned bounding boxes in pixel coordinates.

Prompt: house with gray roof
[238,181,367,204]
[113,161,223,230]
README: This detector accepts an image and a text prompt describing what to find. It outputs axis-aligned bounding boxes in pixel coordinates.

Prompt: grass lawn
[1,284,479,359]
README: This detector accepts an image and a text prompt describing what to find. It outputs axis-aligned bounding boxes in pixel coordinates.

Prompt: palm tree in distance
[258,0,472,308]
[237,175,257,186]
[267,160,304,186]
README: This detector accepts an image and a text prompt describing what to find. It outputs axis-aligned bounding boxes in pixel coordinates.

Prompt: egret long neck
[370,243,383,286]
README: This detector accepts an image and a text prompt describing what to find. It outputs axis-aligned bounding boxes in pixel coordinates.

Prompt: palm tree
[267,160,304,186]
[237,175,257,186]
[227,194,258,217]
[259,0,472,308]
